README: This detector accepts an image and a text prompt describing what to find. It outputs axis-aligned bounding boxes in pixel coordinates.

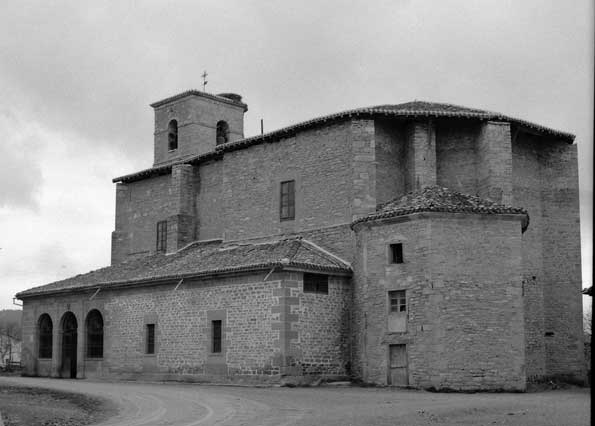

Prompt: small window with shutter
[280,180,295,221]
[156,221,167,253]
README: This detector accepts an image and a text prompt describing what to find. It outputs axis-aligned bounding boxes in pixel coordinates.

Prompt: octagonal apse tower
[352,187,529,389]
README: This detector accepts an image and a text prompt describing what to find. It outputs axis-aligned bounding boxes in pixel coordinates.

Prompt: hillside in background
[0,310,22,340]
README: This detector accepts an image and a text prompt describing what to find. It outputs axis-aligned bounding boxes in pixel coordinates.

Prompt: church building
[16,89,585,390]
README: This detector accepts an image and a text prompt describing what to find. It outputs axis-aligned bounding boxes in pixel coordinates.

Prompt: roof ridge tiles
[300,239,352,268]
[352,186,530,232]
[285,239,303,260]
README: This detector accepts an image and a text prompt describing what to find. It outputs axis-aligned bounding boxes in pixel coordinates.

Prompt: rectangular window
[212,320,222,353]
[146,324,155,354]
[390,243,404,264]
[280,180,295,220]
[156,221,167,253]
[389,290,407,313]
[303,273,329,294]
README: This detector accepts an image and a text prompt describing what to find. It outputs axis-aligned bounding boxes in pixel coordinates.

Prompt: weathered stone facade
[353,213,526,390]
[17,93,584,389]
[21,270,351,381]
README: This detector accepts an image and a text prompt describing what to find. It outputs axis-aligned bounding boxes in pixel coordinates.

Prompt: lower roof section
[17,237,352,299]
[351,186,530,232]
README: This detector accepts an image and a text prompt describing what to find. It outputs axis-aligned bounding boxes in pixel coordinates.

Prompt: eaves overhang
[16,261,352,300]
[351,209,529,233]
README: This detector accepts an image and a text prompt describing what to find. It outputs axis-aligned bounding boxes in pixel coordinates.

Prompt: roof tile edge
[15,261,351,299]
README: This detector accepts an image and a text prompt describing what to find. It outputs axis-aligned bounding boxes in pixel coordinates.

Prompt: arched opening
[216,120,229,145]
[85,310,103,358]
[38,314,53,359]
[60,312,78,378]
[168,119,178,150]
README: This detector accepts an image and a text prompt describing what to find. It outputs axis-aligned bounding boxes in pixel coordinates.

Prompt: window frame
[211,320,222,354]
[156,220,167,253]
[168,119,178,151]
[303,273,329,294]
[279,180,295,221]
[389,243,404,264]
[85,310,104,359]
[146,323,156,355]
[216,120,229,145]
[389,290,407,313]
[38,314,53,359]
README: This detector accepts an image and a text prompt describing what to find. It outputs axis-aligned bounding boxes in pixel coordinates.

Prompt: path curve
[0,377,299,426]
[0,376,589,426]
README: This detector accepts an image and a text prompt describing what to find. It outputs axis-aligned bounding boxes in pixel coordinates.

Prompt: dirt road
[0,376,589,426]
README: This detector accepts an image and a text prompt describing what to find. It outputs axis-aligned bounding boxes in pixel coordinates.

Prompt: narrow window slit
[146,324,155,354]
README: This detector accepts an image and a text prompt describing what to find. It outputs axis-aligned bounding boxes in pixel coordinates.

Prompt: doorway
[61,312,77,378]
[388,344,408,386]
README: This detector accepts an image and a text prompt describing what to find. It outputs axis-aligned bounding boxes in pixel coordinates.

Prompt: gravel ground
[0,384,116,426]
[0,377,590,426]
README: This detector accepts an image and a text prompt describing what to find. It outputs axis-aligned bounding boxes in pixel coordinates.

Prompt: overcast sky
[0,0,592,311]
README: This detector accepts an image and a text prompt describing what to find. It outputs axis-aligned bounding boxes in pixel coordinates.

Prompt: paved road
[0,376,590,426]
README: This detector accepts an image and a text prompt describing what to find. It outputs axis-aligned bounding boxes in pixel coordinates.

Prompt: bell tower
[150,90,248,166]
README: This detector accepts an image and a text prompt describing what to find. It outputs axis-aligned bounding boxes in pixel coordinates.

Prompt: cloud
[0,126,128,308]
[0,242,75,278]
[0,0,591,309]
[0,110,44,210]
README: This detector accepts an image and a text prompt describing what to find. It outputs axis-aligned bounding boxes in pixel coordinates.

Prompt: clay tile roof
[351,186,530,232]
[16,237,351,298]
[371,101,498,116]
[218,100,574,153]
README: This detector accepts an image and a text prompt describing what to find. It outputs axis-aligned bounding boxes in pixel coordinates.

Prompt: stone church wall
[196,159,223,241]
[220,121,355,241]
[512,133,584,381]
[111,174,177,263]
[113,120,363,263]
[374,119,406,206]
[539,140,584,379]
[435,120,479,195]
[20,271,352,382]
[353,213,526,390]
[513,133,547,380]
[295,275,351,375]
[104,273,281,378]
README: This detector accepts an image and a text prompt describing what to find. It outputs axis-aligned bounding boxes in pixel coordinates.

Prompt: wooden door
[389,344,408,386]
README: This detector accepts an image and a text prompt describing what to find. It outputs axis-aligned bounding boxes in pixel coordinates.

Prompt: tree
[0,320,19,367]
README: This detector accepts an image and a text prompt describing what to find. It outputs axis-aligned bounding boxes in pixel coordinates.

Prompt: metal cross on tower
[202,70,208,91]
